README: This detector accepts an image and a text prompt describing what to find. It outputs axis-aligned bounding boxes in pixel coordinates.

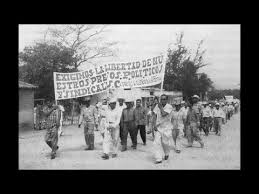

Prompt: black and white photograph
[18,24,240,169]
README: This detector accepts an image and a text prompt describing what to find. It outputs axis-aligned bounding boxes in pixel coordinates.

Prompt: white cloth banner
[53,54,166,100]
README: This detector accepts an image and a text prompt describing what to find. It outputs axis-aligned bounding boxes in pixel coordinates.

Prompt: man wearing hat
[120,97,137,151]
[101,97,121,160]
[170,101,185,153]
[153,94,174,164]
[78,96,98,150]
[41,97,61,159]
[185,98,204,148]
[212,103,225,136]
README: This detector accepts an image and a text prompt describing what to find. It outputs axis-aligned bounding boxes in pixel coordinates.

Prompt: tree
[197,73,214,99]
[19,42,75,99]
[43,25,118,70]
[164,32,213,100]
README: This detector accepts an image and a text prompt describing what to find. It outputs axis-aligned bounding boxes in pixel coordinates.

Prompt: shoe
[85,147,94,150]
[143,142,146,146]
[200,142,204,148]
[155,160,162,164]
[132,146,137,149]
[131,145,134,147]
[50,152,56,159]
[112,154,117,158]
[101,154,109,160]
[175,149,181,154]
[121,148,127,152]
[186,144,192,148]
[164,155,169,160]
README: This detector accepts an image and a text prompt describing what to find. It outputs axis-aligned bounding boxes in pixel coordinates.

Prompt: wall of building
[19,89,34,130]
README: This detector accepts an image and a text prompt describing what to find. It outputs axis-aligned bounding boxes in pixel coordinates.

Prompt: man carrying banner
[78,96,98,150]
[42,97,61,159]
[153,94,174,164]
[120,98,137,151]
[101,98,121,160]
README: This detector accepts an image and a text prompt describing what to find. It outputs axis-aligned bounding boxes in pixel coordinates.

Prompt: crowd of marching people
[41,94,240,162]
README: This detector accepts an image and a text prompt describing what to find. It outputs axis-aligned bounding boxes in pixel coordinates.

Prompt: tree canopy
[164,32,213,100]
[19,42,75,99]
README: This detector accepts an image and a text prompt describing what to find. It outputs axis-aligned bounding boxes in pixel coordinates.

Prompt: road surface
[19,112,240,169]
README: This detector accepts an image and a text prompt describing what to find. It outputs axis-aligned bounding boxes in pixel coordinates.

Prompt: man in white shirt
[212,103,225,136]
[153,94,174,164]
[101,98,121,160]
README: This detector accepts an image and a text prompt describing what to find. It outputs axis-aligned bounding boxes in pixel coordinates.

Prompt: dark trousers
[84,122,95,149]
[136,125,146,144]
[122,121,137,148]
[119,124,123,143]
[202,117,210,135]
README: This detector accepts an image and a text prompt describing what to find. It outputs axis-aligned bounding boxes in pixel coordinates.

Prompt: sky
[19,24,240,89]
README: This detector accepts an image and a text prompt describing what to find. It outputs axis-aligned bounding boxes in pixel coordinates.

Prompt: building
[19,81,38,131]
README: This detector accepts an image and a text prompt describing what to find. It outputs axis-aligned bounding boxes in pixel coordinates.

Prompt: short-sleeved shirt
[42,106,59,129]
[121,108,135,122]
[79,105,98,124]
[170,110,185,130]
[134,106,146,126]
[202,106,211,118]
[186,108,199,124]
[213,108,225,118]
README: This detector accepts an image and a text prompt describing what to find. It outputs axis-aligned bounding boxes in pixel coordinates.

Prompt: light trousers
[153,130,171,162]
[103,126,120,155]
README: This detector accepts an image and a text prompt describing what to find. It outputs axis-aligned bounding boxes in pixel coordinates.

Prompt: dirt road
[19,112,240,169]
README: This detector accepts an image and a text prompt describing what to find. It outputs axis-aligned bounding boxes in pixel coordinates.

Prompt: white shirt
[180,106,189,119]
[202,106,211,118]
[105,107,121,128]
[154,103,173,131]
[116,103,126,118]
[213,108,225,118]
[170,110,185,130]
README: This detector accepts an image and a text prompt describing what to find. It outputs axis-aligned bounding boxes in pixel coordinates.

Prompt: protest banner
[104,54,166,89]
[53,54,166,100]
[225,95,234,102]
[53,65,108,100]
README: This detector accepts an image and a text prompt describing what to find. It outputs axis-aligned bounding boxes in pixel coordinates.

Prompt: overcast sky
[19,24,240,89]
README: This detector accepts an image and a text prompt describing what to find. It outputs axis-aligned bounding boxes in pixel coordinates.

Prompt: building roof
[19,81,38,89]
